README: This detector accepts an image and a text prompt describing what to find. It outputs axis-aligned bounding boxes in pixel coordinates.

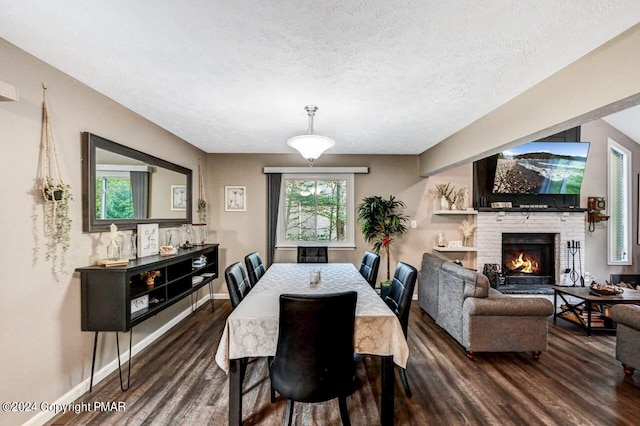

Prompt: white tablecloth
[215,263,409,372]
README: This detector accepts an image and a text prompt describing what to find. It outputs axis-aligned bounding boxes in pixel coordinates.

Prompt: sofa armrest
[464,296,554,317]
[611,304,640,331]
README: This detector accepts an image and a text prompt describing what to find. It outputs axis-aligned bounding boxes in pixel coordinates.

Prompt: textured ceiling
[1,1,640,155]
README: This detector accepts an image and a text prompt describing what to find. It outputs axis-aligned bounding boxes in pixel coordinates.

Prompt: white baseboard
[24,293,222,426]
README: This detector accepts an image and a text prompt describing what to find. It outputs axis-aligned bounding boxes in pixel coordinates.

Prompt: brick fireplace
[476,211,586,289]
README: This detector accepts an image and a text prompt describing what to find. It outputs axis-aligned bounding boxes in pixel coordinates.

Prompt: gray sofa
[418,253,554,359]
[611,304,640,376]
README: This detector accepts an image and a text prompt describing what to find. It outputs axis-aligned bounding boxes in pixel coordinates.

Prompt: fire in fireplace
[507,252,540,274]
[502,233,555,286]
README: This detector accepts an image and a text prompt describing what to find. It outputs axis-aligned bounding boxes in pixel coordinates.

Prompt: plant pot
[380,280,392,300]
[44,188,64,201]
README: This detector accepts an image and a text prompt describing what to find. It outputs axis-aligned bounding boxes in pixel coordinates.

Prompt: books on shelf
[96,258,129,267]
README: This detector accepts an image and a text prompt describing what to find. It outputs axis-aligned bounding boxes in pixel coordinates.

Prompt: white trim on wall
[263,167,368,174]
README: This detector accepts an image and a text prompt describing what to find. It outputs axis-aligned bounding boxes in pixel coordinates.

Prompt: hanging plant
[197,164,207,223]
[39,84,73,275]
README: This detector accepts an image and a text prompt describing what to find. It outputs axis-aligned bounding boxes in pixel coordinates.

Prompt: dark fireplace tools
[566,240,584,287]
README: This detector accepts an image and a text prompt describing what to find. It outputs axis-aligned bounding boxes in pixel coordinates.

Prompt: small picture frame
[225,186,246,211]
[448,240,463,248]
[137,224,159,257]
[171,185,187,211]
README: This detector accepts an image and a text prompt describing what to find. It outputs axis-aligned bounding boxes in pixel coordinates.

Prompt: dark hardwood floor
[48,300,640,425]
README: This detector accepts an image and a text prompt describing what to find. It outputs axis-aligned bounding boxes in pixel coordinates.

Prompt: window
[277,173,355,248]
[95,171,134,219]
[608,139,631,265]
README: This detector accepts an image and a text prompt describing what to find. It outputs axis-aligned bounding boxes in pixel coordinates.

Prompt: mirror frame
[82,132,193,232]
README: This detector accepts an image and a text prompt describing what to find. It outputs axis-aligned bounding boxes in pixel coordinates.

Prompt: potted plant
[39,85,73,275]
[197,164,207,223]
[357,195,408,297]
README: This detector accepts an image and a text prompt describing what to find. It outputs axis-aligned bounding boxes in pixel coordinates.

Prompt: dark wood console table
[77,244,219,390]
[553,285,640,336]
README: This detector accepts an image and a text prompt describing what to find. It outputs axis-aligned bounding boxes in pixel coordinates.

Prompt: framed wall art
[225,186,246,211]
[171,185,187,211]
[137,223,159,257]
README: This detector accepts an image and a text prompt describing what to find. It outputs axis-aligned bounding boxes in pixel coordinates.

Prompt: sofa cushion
[441,262,490,298]
[418,253,446,319]
[436,269,465,345]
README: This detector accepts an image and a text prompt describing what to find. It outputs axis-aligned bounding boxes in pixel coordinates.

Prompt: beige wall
[0,40,207,425]
[580,119,640,282]
[206,153,440,289]
[419,23,640,176]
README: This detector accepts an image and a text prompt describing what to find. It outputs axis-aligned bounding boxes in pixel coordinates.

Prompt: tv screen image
[492,142,590,195]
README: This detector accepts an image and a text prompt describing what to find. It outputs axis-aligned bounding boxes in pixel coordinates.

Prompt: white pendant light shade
[287,105,334,166]
[287,134,335,162]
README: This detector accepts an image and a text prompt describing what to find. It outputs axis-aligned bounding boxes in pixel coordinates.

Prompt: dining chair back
[359,251,380,289]
[384,261,417,397]
[270,291,357,426]
[224,262,251,309]
[244,252,266,287]
[297,246,329,263]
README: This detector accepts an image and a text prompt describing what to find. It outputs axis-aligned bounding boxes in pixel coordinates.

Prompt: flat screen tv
[492,141,590,195]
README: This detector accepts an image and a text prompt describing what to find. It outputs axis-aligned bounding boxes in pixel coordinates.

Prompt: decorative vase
[107,240,120,260]
[440,196,448,210]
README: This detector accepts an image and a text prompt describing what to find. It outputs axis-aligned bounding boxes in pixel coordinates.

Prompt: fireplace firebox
[502,233,555,286]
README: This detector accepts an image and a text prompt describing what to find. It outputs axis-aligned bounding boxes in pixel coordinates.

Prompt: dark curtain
[130,171,149,219]
[267,173,282,266]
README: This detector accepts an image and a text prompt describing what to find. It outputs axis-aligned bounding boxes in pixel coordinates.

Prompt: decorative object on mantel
[286,105,335,166]
[197,164,207,223]
[181,224,194,248]
[141,270,161,290]
[107,223,121,259]
[436,232,446,247]
[457,186,470,210]
[137,223,159,257]
[160,245,177,256]
[356,195,408,283]
[435,183,456,210]
[38,84,73,276]
[96,258,128,268]
[459,219,476,247]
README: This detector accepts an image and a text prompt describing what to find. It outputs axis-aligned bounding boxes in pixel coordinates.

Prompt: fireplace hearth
[502,233,555,288]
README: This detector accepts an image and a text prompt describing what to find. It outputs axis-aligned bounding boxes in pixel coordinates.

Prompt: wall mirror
[82,132,192,232]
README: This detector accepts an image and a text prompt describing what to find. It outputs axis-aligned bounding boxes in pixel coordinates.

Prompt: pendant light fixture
[287,105,335,166]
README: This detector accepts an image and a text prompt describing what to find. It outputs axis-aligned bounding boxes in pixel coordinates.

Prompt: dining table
[215,262,410,425]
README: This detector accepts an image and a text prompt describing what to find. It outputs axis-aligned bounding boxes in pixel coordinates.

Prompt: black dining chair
[244,252,266,287]
[270,291,357,426]
[224,262,252,309]
[359,251,380,289]
[384,262,418,398]
[297,246,329,263]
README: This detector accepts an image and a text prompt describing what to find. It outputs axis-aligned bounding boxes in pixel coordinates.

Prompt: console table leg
[553,290,557,324]
[115,330,133,392]
[89,331,98,392]
[208,281,215,312]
